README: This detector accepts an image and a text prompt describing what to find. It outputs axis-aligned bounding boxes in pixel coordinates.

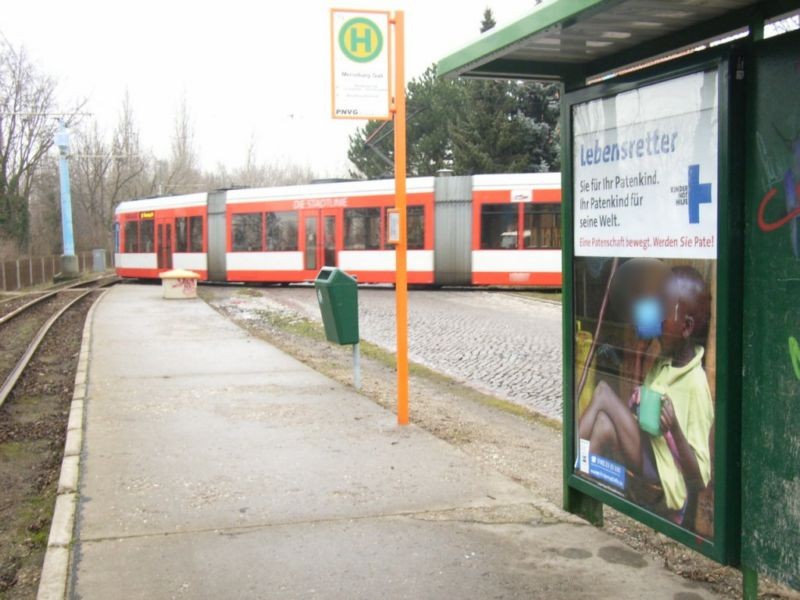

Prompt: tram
[114,172,562,287]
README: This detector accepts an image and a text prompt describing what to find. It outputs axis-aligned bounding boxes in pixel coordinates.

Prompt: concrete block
[57,455,79,494]
[64,428,82,457]
[36,545,68,600]
[47,493,76,548]
[67,405,83,431]
[73,369,86,389]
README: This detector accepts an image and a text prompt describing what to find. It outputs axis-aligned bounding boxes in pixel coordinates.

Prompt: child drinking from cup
[578,265,714,521]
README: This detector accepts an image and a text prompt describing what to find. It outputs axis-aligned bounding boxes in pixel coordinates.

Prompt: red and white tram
[114,172,562,287]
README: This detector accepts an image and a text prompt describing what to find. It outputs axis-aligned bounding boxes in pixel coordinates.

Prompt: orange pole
[392,10,409,425]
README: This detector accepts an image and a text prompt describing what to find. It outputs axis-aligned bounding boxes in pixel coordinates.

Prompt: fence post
[1,261,5,292]
[16,260,21,291]
[29,257,33,287]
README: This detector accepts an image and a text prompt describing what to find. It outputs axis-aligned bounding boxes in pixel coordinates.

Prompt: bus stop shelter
[440,1,799,596]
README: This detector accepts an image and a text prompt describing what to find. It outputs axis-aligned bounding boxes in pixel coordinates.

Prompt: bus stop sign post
[330,8,409,425]
[391,11,409,426]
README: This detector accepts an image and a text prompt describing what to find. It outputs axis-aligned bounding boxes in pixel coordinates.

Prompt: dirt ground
[202,285,799,600]
[0,294,95,600]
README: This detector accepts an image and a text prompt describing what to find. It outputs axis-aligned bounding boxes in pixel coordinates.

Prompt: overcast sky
[3,0,539,177]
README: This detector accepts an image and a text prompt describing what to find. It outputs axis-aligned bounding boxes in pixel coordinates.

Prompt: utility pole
[54,120,78,278]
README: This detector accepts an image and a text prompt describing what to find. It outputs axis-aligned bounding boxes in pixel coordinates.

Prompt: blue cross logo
[688,164,712,224]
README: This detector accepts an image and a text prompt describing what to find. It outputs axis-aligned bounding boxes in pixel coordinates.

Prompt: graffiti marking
[757,181,800,232]
[789,336,800,381]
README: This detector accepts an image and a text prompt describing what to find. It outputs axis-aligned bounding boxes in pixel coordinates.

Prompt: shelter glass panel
[571,69,720,541]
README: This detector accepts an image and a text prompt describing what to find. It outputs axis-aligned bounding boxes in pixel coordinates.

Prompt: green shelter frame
[439,1,800,597]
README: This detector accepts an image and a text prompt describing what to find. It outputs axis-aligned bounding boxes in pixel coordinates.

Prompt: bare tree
[109,92,149,200]
[71,121,111,247]
[161,95,201,194]
[71,93,151,249]
[205,134,316,189]
[26,154,62,255]
[0,44,60,250]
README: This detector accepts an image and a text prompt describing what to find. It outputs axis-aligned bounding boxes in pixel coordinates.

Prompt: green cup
[638,386,662,436]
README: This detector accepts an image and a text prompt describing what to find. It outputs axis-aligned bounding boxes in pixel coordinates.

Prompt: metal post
[16,259,20,290]
[55,121,78,278]
[353,342,361,390]
[742,566,758,600]
[391,10,409,426]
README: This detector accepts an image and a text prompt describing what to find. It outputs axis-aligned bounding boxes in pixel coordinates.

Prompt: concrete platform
[69,284,718,599]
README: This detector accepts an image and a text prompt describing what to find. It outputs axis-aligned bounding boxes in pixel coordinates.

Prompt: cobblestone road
[252,287,564,420]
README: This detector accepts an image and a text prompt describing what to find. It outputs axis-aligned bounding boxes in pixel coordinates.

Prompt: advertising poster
[572,70,718,537]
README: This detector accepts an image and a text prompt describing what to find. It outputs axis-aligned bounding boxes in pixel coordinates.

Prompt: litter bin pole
[353,342,361,390]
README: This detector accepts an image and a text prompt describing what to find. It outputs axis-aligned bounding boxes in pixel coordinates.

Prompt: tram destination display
[572,70,719,538]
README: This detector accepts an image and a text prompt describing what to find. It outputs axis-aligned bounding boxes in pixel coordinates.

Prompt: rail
[0,275,118,325]
[0,278,117,407]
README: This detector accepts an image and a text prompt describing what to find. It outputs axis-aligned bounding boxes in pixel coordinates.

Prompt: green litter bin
[314,267,359,345]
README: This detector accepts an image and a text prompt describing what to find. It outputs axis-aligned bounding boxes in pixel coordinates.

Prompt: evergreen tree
[347,7,561,178]
[347,66,467,178]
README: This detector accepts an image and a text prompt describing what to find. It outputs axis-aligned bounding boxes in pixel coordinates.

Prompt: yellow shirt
[643,346,714,510]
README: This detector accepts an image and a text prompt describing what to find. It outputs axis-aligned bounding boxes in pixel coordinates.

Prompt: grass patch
[255,309,328,342]
[18,490,55,549]
[251,304,561,432]
[235,287,264,298]
[0,441,28,460]
[515,290,562,303]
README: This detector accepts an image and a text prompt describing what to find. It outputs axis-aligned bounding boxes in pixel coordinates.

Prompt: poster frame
[561,47,745,565]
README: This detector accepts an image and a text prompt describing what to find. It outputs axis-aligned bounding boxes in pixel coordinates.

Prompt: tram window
[524,203,561,249]
[232,213,263,251]
[124,221,139,253]
[344,208,381,250]
[384,206,425,249]
[480,204,519,249]
[266,211,298,251]
[189,216,203,252]
[140,220,155,253]
[407,206,425,249]
[175,218,188,252]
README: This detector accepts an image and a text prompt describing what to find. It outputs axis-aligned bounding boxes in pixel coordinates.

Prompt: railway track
[0,275,117,407]
[0,275,117,595]
[0,274,118,322]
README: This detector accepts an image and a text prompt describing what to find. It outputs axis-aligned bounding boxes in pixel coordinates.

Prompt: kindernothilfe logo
[339,17,383,62]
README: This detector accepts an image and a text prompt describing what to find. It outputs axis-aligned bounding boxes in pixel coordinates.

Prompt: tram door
[322,209,337,267]
[304,210,338,271]
[156,219,173,270]
[304,214,318,272]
